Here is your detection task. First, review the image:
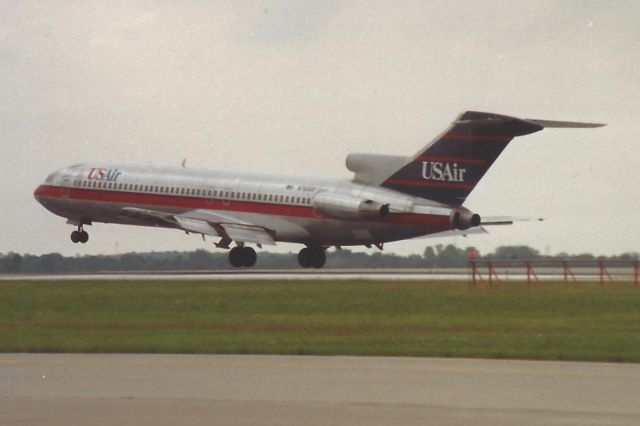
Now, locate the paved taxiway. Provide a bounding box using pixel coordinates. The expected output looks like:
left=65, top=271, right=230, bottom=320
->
left=2, top=354, right=639, bottom=425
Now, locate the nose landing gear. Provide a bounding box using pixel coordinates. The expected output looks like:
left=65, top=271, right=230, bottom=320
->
left=70, top=226, right=89, bottom=244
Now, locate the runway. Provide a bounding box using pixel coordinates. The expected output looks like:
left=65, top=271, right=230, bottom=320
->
left=2, top=354, right=639, bottom=425
left=0, top=268, right=620, bottom=281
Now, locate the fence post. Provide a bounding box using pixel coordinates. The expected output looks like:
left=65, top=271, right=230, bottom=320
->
left=468, top=251, right=478, bottom=287
left=470, top=260, right=477, bottom=287
left=599, top=259, right=604, bottom=286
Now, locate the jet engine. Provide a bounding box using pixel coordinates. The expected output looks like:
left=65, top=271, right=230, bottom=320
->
left=450, top=208, right=481, bottom=230
left=313, top=192, right=390, bottom=219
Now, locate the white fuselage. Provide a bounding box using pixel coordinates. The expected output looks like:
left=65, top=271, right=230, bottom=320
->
left=34, top=163, right=455, bottom=247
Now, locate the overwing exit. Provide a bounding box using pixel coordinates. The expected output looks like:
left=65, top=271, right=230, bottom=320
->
left=34, top=111, right=604, bottom=268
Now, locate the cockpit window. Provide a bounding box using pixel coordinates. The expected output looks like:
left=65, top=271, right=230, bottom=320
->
left=45, top=172, right=56, bottom=183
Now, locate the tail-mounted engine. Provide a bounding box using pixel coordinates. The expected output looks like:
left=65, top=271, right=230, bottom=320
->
left=313, top=192, right=390, bottom=219
left=450, top=208, right=481, bottom=230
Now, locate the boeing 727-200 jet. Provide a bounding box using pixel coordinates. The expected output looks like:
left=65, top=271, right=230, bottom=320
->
left=34, top=111, right=603, bottom=268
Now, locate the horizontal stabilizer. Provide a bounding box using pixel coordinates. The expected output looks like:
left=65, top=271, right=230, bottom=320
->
left=481, top=216, right=544, bottom=226
left=524, top=119, right=605, bottom=128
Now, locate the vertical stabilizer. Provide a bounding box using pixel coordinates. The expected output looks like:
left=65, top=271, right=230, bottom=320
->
left=381, top=111, right=603, bottom=206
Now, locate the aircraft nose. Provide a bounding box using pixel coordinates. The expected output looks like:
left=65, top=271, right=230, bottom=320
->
left=34, top=184, right=45, bottom=202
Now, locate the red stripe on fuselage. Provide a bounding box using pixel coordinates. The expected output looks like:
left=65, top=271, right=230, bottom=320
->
left=34, top=185, right=451, bottom=227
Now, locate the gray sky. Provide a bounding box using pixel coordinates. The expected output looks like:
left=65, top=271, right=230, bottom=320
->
left=2, top=0, right=639, bottom=257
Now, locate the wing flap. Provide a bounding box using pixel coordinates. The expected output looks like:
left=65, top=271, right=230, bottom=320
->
left=220, top=223, right=276, bottom=245
left=120, top=207, right=275, bottom=245
left=120, top=207, right=175, bottom=226
left=174, top=216, right=221, bottom=238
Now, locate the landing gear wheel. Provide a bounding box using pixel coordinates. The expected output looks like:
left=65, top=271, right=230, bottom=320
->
left=70, top=225, right=89, bottom=244
left=242, top=247, right=257, bottom=267
left=298, top=247, right=326, bottom=269
left=228, top=246, right=258, bottom=268
left=229, top=246, right=244, bottom=267
left=310, top=248, right=326, bottom=269
left=298, top=247, right=312, bottom=268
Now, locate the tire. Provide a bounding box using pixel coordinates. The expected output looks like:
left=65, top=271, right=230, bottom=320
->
left=228, top=247, right=244, bottom=267
left=70, top=231, right=80, bottom=243
left=297, top=247, right=312, bottom=268
left=309, top=248, right=326, bottom=269
left=79, top=231, right=89, bottom=244
left=242, top=247, right=257, bottom=267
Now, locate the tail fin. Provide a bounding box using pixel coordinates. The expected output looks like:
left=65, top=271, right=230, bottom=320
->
left=381, top=111, right=603, bottom=206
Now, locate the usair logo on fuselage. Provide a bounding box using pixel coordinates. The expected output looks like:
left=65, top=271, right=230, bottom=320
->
left=421, top=161, right=466, bottom=182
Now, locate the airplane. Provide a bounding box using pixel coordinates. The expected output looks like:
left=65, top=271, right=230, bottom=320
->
left=34, top=111, right=603, bottom=268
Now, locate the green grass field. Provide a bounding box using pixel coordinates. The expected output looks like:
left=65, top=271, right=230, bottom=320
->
left=1, top=279, right=640, bottom=362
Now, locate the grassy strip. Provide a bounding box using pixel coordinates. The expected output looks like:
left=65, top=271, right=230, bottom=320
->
left=1, top=279, right=639, bottom=362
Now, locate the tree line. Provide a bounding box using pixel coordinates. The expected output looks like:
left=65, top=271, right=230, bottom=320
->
left=0, top=245, right=637, bottom=274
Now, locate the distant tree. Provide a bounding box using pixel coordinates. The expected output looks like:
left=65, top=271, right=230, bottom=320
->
left=118, top=253, right=149, bottom=271
left=2, top=253, right=23, bottom=273
left=189, top=249, right=214, bottom=269
left=423, top=246, right=437, bottom=267
left=434, top=244, right=469, bottom=267
left=491, top=245, right=540, bottom=260
left=37, top=253, right=65, bottom=273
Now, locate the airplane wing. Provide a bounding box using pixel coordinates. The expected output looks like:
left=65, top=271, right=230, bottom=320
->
left=119, top=207, right=276, bottom=246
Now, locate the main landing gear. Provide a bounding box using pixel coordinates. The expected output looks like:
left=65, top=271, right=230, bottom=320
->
left=297, top=247, right=326, bottom=269
left=70, top=226, right=89, bottom=244
left=228, top=246, right=257, bottom=268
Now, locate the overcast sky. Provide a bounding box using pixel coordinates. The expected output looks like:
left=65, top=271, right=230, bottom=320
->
left=1, top=0, right=638, bottom=257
